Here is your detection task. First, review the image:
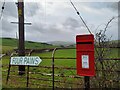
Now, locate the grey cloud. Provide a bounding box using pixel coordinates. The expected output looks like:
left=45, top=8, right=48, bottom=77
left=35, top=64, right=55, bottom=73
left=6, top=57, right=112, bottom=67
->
left=28, top=22, right=46, bottom=34
left=86, top=2, right=118, bottom=11
left=25, top=24, right=42, bottom=35
left=3, top=2, right=42, bottom=18
left=27, top=23, right=62, bottom=35
left=47, top=2, right=54, bottom=5
left=25, top=18, right=76, bottom=42
left=25, top=2, right=42, bottom=17
left=85, top=2, right=108, bottom=9
left=48, top=24, right=65, bottom=34
left=107, top=2, right=118, bottom=11
left=2, top=18, right=17, bottom=32
left=4, top=2, right=17, bottom=18
left=25, top=22, right=74, bottom=42
left=26, top=17, right=83, bottom=40
left=62, top=17, right=82, bottom=30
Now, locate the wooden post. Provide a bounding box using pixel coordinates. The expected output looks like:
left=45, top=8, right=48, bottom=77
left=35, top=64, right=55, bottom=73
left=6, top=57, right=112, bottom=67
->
left=84, top=76, right=90, bottom=90
left=18, top=0, right=25, bottom=75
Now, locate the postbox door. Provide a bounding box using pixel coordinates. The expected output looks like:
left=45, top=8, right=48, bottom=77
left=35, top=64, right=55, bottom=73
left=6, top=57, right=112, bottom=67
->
left=77, top=51, right=95, bottom=76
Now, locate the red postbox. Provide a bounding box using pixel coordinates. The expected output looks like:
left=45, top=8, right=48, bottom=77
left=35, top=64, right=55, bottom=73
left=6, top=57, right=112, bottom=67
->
left=76, top=34, right=95, bottom=76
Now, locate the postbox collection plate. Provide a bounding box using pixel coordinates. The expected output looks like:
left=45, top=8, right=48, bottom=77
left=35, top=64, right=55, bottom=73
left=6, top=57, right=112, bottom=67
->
left=81, top=55, right=89, bottom=69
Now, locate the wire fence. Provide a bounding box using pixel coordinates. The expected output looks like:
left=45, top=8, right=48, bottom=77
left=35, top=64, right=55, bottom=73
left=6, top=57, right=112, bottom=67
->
left=2, top=47, right=120, bottom=89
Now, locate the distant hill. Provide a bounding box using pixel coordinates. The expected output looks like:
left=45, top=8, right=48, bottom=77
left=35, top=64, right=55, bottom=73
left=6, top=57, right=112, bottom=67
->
left=0, top=38, right=56, bottom=49
left=47, top=41, right=75, bottom=47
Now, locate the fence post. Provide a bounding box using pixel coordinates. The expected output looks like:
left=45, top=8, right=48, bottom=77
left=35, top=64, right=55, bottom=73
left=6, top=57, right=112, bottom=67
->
left=84, top=76, right=90, bottom=90
left=52, top=48, right=57, bottom=90
left=6, top=64, right=11, bottom=84
left=6, top=53, right=14, bottom=84
left=27, top=65, right=29, bottom=88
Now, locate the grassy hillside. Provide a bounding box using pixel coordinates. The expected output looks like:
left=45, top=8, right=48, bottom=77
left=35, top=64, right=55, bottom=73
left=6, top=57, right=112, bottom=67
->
left=47, top=41, right=75, bottom=46
left=0, top=38, right=57, bottom=53
left=1, top=38, right=57, bottom=48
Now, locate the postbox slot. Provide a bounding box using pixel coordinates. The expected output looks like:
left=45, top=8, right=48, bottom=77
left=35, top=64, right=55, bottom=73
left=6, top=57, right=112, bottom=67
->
left=77, top=42, right=92, bottom=44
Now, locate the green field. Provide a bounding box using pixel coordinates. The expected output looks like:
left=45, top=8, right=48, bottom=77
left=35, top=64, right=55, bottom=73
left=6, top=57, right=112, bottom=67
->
left=1, top=38, right=120, bottom=88
left=2, top=48, right=120, bottom=88
left=2, top=49, right=78, bottom=88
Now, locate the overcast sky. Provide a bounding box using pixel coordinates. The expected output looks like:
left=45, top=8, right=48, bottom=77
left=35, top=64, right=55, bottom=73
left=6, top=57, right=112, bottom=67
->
left=0, top=0, right=119, bottom=42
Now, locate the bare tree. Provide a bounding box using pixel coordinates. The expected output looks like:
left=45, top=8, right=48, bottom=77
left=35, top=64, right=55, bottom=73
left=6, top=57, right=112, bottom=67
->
left=92, top=16, right=119, bottom=88
left=95, top=17, right=115, bottom=62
